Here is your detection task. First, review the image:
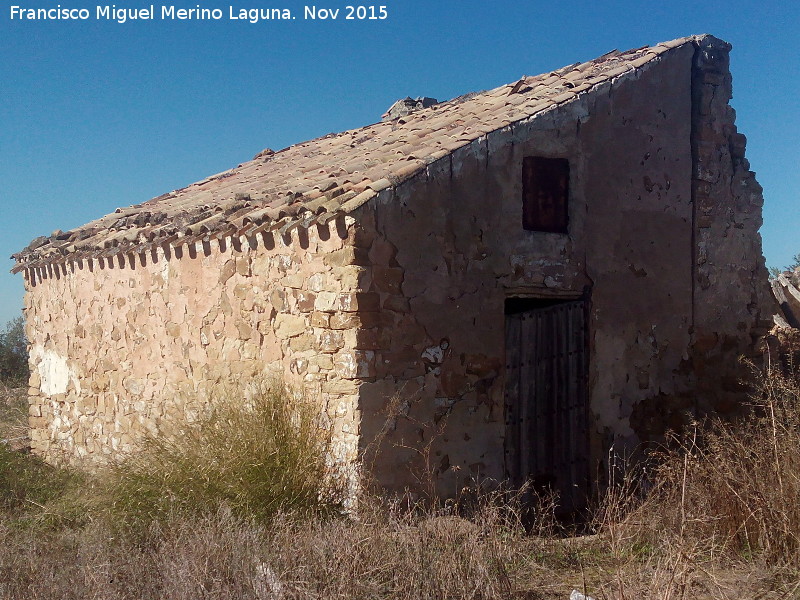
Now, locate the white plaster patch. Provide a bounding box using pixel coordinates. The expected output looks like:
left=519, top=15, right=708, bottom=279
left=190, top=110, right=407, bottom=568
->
left=421, top=340, right=449, bottom=376
left=32, top=346, right=81, bottom=396
left=421, top=339, right=449, bottom=363
left=421, top=344, right=444, bottom=364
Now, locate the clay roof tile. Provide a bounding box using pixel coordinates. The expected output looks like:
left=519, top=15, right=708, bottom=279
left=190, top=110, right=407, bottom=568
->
left=12, top=34, right=707, bottom=273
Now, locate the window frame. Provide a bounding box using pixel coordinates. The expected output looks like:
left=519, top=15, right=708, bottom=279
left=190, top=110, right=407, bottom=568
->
left=522, top=156, right=570, bottom=234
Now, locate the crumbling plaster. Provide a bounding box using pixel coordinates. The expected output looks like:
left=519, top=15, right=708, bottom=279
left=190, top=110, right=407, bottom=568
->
left=356, top=40, right=768, bottom=496
left=688, top=36, right=774, bottom=410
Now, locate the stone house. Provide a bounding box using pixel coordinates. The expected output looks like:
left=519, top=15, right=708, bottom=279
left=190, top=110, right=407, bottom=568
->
left=12, top=34, right=772, bottom=506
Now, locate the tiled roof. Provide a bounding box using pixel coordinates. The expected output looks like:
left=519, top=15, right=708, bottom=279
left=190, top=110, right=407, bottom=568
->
left=11, top=35, right=708, bottom=274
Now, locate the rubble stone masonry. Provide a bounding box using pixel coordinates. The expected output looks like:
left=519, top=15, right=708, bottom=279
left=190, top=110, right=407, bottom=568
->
left=24, top=218, right=368, bottom=467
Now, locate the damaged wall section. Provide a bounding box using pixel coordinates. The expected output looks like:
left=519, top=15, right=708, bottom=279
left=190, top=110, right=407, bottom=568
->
left=356, top=43, right=705, bottom=497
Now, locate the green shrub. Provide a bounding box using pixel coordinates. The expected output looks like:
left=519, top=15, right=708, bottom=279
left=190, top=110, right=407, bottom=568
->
left=0, top=317, right=28, bottom=384
left=0, top=443, right=81, bottom=518
left=97, top=381, right=346, bottom=528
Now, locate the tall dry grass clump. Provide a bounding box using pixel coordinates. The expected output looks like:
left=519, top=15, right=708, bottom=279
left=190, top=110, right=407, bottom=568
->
left=0, top=486, right=574, bottom=600
left=621, top=365, right=800, bottom=567
left=5, top=364, right=800, bottom=597
left=97, top=381, right=346, bottom=527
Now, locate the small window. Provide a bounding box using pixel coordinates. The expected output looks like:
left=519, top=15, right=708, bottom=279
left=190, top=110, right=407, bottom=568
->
left=522, top=156, right=569, bottom=233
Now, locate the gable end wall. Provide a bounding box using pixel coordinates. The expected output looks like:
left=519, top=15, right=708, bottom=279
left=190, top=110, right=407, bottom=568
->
left=355, top=40, right=770, bottom=497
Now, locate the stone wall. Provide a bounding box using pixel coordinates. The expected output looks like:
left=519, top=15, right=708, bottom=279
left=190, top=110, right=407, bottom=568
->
left=687, top=35, right=774, bottom=418
left=23, top=218, right=368, bottom=467
left=355, top=45, right=703, bottom=496
left=355, top=39, right=770, bottom=497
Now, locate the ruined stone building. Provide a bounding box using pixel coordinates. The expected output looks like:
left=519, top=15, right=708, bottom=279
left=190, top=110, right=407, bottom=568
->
left=12, top=35, right=773, bottom=506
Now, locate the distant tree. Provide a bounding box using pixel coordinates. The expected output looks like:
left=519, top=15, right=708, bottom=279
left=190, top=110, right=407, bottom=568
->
left=0, top=317, right=29, bottom=383
left=769, top=255, right=800, bottom=281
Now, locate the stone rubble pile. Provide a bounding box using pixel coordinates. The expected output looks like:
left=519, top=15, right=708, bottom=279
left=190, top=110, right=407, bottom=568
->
left=772, top=267, right=800, bottom=329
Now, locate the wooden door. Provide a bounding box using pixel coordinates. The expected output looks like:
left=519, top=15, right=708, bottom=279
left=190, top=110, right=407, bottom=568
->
left=505, top=300, right=589, bottom=513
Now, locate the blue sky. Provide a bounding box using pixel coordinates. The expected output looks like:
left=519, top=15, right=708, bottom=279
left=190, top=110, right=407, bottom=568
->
left=1, top=0, right=798, bottom=326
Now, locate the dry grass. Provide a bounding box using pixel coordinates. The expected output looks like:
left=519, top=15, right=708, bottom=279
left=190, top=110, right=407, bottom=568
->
left=2, top=370, right=800, bottom=599
left=0, top=491, right=581, bottom=599
left=620, top=366, right=800, bottom=564
left=591, top=363, right=800, bottom=599
left=0, top=500, right=797, bottom=600
left=94, top=381, right=346, bottom=529
left=0, top=381, right=27, bottom=448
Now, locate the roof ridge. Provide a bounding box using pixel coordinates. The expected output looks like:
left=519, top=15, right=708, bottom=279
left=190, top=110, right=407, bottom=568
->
left=12, top=35, right=709, bottom=274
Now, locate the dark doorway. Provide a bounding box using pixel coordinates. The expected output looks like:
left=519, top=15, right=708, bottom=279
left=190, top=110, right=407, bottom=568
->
left=504, top=297, right=589, bottom=514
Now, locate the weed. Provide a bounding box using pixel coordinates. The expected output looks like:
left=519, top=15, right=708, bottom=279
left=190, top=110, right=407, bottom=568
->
left=0, top=442, right=81, bottom=519
left=620, top=365, right=800, bottom=566
left=1, top=368, right=800, bottom=598
left=95, top=380, right=347, bottom=528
